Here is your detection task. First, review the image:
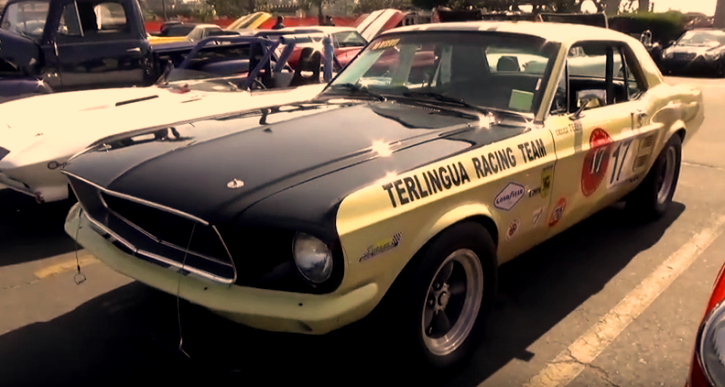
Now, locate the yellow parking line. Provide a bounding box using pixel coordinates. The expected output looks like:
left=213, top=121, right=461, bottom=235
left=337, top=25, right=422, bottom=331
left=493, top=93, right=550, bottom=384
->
left=34, top=254, right=99, bottom=279
left=522, top=213, right=725, bottom=387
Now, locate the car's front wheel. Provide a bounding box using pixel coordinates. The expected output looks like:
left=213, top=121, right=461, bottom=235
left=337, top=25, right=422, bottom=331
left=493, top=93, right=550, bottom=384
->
left=377, top=222, right=497, bottom=372
left=625, top=134, right=682, bottom=221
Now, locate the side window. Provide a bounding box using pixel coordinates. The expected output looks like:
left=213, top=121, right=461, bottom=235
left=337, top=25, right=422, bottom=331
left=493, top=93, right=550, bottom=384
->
left=58, top=1, right=83, bottom=36
left=93, top=2, right=128, bottom=32
left=66, top=1, right=127, bottom=35
left=616, top=46, right=645, bottom=99
left=568, top=42, right=627, bottom=113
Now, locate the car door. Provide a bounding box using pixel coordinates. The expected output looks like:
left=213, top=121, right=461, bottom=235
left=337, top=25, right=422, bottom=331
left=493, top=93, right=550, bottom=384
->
left=52, top=0, right=151, bottom=90
left=544, top=40, right=660, bottom=236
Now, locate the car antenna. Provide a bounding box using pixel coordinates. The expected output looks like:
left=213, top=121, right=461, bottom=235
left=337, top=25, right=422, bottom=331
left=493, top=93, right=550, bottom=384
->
left=73, top=208, right=87, bottom=285
left=176, top=224, right=196, bottom=359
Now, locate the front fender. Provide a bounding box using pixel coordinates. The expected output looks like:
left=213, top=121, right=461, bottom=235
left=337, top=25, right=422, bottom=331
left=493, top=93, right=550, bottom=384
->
left=0, top=78, right=53, bottom=103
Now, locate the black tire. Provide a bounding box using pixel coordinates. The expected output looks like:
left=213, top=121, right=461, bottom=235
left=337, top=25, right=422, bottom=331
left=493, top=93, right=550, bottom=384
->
left=373, top=222, right=497, bottom=373
left=625, top=134, right=682, bottom=221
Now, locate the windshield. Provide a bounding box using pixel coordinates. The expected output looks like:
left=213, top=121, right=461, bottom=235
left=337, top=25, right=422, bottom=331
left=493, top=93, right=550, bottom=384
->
left=333, top=31, right=367, bottom=47
left=328, top=32, right=559, bottom=115
left=0, top=0, right=49, bottom=39
left=160, top=25, right=196, bottom=37
left=676, top=30, right=725, bottom=46
left=160, top=42, right=291, bottom=92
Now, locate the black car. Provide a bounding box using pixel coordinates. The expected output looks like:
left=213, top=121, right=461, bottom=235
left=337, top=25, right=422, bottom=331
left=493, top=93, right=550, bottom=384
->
left=659, top=28, right=725, bottom=77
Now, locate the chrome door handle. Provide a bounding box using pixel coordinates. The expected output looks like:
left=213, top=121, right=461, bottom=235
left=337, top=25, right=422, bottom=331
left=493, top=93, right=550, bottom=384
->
left=126, top=47, right=141, bottom=52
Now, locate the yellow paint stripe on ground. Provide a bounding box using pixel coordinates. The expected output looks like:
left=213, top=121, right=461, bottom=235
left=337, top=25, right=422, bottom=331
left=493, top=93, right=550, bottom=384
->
left=522, top=213, right=725, bottom=387
left=34, top=254, right=99, bottom=279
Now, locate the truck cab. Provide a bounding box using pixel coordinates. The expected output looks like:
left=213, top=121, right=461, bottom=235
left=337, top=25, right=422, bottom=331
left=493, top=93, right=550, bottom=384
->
left=0, top=0, right=156, bottom=95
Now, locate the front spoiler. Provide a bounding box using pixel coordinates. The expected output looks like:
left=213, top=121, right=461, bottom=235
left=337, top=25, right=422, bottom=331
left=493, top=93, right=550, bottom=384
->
left=65, top=204, right=379, bottom=335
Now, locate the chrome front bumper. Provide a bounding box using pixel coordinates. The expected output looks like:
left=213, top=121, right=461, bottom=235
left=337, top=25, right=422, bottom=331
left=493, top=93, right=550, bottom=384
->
left=65, top=204, right=380, bottom=335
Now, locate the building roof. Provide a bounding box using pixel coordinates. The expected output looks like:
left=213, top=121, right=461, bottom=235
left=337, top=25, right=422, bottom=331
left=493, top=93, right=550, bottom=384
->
left=383, top=21, right=640, bottom=45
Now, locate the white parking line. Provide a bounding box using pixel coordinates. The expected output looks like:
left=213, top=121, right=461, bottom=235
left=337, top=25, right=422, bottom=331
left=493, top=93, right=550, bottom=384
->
left=522, top=213, right=725, bottom=387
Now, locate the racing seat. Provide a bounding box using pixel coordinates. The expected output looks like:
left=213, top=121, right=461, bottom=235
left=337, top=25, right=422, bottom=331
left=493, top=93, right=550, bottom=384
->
left=497, top=56, right=520, bottom=72
left=289, top=48, right=322, bottom=87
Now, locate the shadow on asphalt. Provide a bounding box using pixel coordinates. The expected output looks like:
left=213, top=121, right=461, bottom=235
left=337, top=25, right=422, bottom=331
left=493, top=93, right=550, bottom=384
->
left=0, top=202, right=685, bottom=387
left=0, top=190, right=78, bottom=267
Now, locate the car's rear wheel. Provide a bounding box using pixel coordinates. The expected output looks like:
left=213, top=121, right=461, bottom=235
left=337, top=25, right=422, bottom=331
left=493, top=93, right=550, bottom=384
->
left=625, top=134, right=682, bottom=221
left=375, top=222, right=497, bottom=372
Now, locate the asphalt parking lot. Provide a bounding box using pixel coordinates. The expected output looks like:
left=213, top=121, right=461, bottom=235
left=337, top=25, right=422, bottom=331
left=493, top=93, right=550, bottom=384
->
left=1, top=75, right=724, bottom=387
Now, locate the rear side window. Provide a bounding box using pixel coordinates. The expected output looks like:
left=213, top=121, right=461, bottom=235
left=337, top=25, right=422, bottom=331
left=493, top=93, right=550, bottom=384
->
left=64, top=0, right=128, bottom=35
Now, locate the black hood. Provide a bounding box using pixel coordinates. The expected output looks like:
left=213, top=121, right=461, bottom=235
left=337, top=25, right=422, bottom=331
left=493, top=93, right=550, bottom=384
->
left=0, top=29, right=41, bottom=75
left=64, top=100, right=487, bottom=224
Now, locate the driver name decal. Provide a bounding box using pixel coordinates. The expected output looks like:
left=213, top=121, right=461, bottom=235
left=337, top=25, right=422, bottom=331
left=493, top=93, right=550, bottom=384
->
left=370, top=38, right=400, bottom=51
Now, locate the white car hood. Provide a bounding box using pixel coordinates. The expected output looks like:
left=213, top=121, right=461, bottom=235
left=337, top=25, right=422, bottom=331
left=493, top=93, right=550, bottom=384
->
left=0, top=83, right=326, bottom=169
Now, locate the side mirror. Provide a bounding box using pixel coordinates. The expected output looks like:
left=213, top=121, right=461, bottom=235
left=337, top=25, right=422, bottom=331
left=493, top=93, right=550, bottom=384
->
left=571, top=89, right=606, bottom=120
left=668, top=40, right=676, bottom=47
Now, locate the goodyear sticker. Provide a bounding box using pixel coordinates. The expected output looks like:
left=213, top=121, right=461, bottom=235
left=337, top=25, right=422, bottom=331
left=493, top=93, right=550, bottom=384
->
left=359, top=233, right=402, bottom=262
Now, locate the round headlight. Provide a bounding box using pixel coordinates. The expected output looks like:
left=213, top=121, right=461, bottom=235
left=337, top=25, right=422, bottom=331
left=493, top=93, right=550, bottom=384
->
left=700, top=302, right=725, bottom=386
left=292, top=233, right=333, bottom=285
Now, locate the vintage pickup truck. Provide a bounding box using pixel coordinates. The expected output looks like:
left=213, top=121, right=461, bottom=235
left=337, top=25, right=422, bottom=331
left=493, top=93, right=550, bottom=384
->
left=0, top=0, right=233, bottom=101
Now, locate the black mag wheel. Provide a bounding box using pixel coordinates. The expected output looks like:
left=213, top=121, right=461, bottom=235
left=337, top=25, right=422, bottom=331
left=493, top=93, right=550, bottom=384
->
left=373, top=222, right=497, bottom=372
left=625, top=134, right=682, bottom=221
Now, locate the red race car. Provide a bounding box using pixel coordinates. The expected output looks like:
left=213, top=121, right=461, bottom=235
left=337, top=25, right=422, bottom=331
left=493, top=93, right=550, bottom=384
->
left=686, top=261, right=725, bottom=387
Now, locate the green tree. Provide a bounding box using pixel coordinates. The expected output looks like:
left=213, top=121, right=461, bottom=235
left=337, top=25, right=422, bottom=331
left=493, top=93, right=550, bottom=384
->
left=298, top=0, right=336, bottom=24
left=204, top=0, right=254, bottom=18
left=354, top=0, right=412, bottom=13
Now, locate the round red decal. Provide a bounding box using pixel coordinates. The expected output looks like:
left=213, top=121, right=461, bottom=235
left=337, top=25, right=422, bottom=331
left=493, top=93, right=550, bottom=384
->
left=549, top=197, right=567, bottom=227
left=581, top=128, right=614, bottom=196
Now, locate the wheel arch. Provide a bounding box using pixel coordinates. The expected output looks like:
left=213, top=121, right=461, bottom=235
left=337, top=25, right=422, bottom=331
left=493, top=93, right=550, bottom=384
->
left=371, top=204, right=500, bottom=319
left=392, top=204, right=500, bottom=290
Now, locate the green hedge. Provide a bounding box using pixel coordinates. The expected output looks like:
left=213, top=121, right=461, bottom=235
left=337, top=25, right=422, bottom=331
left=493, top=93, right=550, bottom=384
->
left=609, top=11, right=686, bottom=45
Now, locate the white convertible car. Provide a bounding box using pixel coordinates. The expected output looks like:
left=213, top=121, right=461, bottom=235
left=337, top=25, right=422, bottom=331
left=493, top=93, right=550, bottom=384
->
left=0, top=33, right=332, bottom=204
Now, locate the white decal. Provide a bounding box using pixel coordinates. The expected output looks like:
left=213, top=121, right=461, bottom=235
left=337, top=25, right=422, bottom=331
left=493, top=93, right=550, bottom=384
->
left=607, top=134, right=655, bottom=189
left=505, top=217, right=521, bottom=241
left=494, top=182, right=525, bottom=211
left=532, top=206, right=544, bottom=226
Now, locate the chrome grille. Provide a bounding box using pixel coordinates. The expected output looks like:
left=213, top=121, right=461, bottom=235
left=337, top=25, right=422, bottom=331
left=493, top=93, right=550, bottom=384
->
left=67, top=175, right=236, bottom=284
left=673, top=52, right=696, bottom=60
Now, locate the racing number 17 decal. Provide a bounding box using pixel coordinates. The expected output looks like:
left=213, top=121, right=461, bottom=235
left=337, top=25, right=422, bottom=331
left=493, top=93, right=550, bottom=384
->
left=607, top=138, right=635, bottom=188
left=581, top=129, right=613, bottom=197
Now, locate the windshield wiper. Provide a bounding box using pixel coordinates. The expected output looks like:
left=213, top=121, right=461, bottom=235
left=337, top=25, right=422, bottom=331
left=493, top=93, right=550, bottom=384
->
left=401, top=91, right=530, bottom=120
left=326, top=83, right=386, bottom=101
left=402, top=91, right=483, bottom=111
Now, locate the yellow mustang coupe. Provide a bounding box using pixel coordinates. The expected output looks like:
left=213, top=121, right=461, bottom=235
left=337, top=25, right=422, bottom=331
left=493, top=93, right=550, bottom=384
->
left=62, top=21, right=704, bottom=370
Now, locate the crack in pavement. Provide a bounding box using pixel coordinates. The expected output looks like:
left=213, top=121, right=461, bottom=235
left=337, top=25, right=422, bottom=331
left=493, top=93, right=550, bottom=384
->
left=1, top=278, right=42, bottom=291
left=554, top=349, right=622, bottom=387
left=682, top=161, right=725, bottom=171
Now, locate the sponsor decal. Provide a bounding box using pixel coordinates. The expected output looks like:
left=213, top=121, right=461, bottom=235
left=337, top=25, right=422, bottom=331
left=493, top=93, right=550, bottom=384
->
left=494, top=182, right=525, bottom=211
left=540, top=166, right=553, bottom=198
left=554, top=120, right=583, bottom=137
left=548, top=197, right=567, bottom=227
left=359, top=232, right=402, bottom=262
left=382, top=138, right=548, bottom=208
left=505, top=217, right=522, bottom=241
left=532, top=206, right=544, bottom=226
left=370, top=38, right=400, bottom=50
left=382, top=161, right=471, bottom=208
left=581, top=128, right=614, bottom=196
left=529, top=166, right=554, bottom=198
